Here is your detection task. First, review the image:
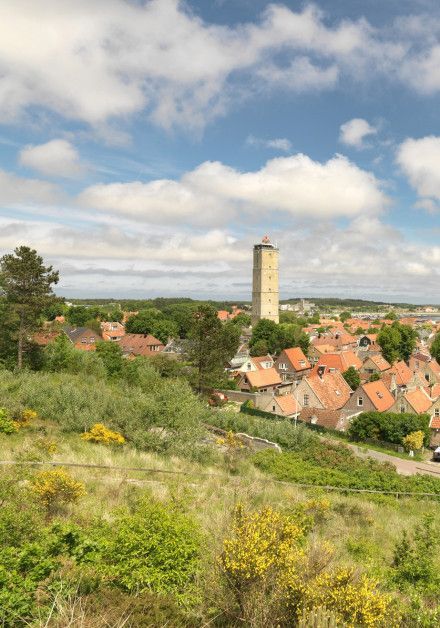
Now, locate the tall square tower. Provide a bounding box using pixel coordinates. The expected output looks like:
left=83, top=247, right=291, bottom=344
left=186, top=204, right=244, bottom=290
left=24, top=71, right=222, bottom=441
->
left=251, top=236, right=279, bottom=325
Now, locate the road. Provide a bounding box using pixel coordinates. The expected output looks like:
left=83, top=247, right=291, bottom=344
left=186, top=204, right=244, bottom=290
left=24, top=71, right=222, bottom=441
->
left=346, top=442, right=440, bottom=477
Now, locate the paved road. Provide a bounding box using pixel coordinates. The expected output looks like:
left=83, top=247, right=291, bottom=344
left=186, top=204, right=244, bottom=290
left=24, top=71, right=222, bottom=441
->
left=346, top=442, right=440, bottom=477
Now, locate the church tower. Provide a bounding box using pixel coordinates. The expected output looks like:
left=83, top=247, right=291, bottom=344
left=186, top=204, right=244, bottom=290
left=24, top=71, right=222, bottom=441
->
left=251, top=236, right=279, bottom=325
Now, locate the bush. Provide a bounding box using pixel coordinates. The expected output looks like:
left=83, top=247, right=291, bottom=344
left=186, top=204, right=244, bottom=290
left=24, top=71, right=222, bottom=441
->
left=0, top=407, right=18, bottom=434
left=31, top=468, right=86, bottom=512
left=81, top=423, right=125, bottom=445
left=99, top=497, right=200, bottom=600
left=402, top=431, right=424, bottom=452
left=348, top=412, right=430, bottom=447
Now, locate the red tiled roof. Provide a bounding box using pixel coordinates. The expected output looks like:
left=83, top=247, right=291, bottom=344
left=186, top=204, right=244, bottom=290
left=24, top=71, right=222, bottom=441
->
left=300, top=407, right=343, bottom=430
left=306, top=371, right=352, bottom=410
left=281, top=347, right=311, bottom=371
left=217, top=310, right=229, bottom=321
left=33, top=330, right=60, bottom=346
left=252, top=355, right=274, bottom=369
left=430, top=416, right=440, bottom=429
left=404, top=389, right=433, bottom=414
left=362, top=380, right=395, bottom=412
left=431, top=384, right=440, bottom=400
left=316, top=351, right=362, bottom=373
left=367, top=354, right=391, bottom=371
left=246, top=367, right=282, bottom=389
left=389, top=360, right=413, bottom=386
left=276, top=394, right=301, bottom=415
left=119, top=333, right=164, bottom=356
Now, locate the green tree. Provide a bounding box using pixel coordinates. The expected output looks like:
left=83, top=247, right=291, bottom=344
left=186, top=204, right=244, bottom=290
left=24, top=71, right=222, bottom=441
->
left=431, top=332, right=440, bottom=363
left=369, top=372, right=381, bottom=382
left=66, top=306, right=90, bottom=327
left=277, top=323, right=310, bottom=354
left=231, top=312, right=252, bottom=328
left=188, top=305, right=240, bottom=392
left=249, top=339, right=269, bottom=357
left=96, top=341, right=124, bottom=377
left=385, top=310, right=398, bottom=320
left=250, top=319, right=279, bottom=354
left=343, top=366, right=360, bottom=391
left=377, top=322, right=417, bottom=364
left=0, top=247, right=59, bottom=368
left=44, top=333, right=74, bottom=372
left=339, top=311, right=352, bottom=323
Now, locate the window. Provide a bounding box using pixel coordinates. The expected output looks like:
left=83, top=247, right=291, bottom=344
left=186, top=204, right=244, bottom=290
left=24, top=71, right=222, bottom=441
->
left=299, top=360, right=305, bottom=367
left=435, top=408, right=440, bottom=417
left=400, top=405, right=405, bottom=413
left=303, top=394, right=309, bottom=407
left=90, top=337, right=95, bottom=343
left=272, top=405, right=276, bottom=412
left=357, top=396, right=363, bottom=407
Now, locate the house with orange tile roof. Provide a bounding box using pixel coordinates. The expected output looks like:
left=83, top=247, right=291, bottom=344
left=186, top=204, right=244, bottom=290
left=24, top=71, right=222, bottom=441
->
left=64, top=327, right=98, bottom=351
left=101, top=321, right=125, bottom=342
left=274, top=347, right=311, bottom=382
left=308, top=343, right=335, bottom=364
left=238, top=354, right=274, bottom=373
left=358, top=334, right=380, bottom=352
left=314, top=351, right=362, bottom=375
left=360, top=354, right=391, bottom=379
left=390, top=388, right=433, bottom=415
left=409, top=353, right=440, bottom=385
left=343, top=380, right=395, bottom=417
left=429, top=398, right=440, bottom=446
left=258, top=393, right=301, bottom=418
left=300, top=407, right=349, bottom=431
left=293, top=367, right=352, bottom=412
left=236, top=367, right=282, bottom=393
left=119, top=333, right=164, bottom=358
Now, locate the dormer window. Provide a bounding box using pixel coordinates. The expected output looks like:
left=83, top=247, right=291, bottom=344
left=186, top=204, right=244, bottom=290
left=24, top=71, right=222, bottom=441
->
left=357, top=396, right=363, bottom=406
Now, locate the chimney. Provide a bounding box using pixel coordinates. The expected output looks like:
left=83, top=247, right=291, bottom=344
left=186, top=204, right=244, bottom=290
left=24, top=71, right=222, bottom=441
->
left=317, top=365, right=326, bottom=379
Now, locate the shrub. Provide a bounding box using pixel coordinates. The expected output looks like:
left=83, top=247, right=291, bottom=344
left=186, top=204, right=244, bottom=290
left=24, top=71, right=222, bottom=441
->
left=402, top=431, right=424, bottom=452
left=392, top=515, right=439, bottom=591
left=31, top=468, right=86, bottom=512
left=81, top=423, right=125, bottom=445
left=100, top=497, right=200, bottom=599
left=0, top=407, right=18, bottom=434
left=348, top=412, right=430, bottom=446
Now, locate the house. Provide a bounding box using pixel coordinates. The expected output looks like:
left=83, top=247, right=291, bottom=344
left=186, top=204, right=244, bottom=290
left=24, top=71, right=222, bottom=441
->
left=409, top=353, right=440, bottom=385
left=258, top=393, right=301, bottom=418
left=314, top=351, right=362, bottom=374
left=119, top=333, right=164, bottom=358
left=274, top=347, right=311, bottom=382
left=343, top=380, right=395, bottom=417
left=428, top=398, right=440, bottom=447
left=358, top=334, right=379, bottom=351
left=300, top=407, right=348, bottom=431
left=308, top=343, right=335, bottom=364
left=64, top=327, right=98, bottom=351
left=33, top=330, right=61, bottom=346
left=293, top=367, right=352, bottom=411
left=390, top=388, right=433, bottom=415
left=101, top=321, right=125, bottom=342
left=236, top=367, right=282, bottom=393
left=238, top=354, right=274, bottom=373
left=217, top=306, right=244, bottom=321
left=360, top=354, right=391, bottom=379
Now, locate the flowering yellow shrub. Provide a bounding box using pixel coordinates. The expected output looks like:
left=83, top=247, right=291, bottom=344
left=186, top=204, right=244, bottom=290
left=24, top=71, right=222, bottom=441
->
left=301, top=568, right=395, bottom=627
left=81, top=423, right=125, bottom=445
left=221, top=505, right=305, bottom=585
left=19, top=409, right=38, bottom=426
left=402, top=430, right=424, bottom=452
left=35, top=437, right=58, bottom=455
left=216, top=431, right=244, bottom=450
left=31, top=468, right=86, bottom=511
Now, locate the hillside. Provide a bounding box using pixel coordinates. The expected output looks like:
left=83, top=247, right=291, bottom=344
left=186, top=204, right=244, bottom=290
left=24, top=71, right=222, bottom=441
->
left=1, top=367, right=440, bottom=627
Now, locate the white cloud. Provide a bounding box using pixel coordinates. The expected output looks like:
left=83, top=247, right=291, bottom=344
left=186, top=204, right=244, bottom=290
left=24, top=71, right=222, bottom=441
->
left=0, top=1, right=438, bottom=132
left=0, top=169, right=59, bottom=205
left=396, top=136, right=440, bottom=205
left=339, top=118, right=377, bottom=149
left=19, top=139, right=86, bottom=178
left=78, top=153, right=388, bottom=226
left=246, top=135, right=292, bottom=152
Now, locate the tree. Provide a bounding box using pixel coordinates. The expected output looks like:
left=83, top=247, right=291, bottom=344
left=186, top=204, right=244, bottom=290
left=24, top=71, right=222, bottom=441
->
left=125, top=309, right=178, bottom=343
left=249, top=319, right=279, bottom=354
left=231, top=312, right=252, bottom=328
left=0, top=247, right=59, bottom=368
left=250, top=319, right=309, bottom=356
left=431, top=332, right=440, bottom=363
left=188, top=305, right=240, bottom=392
left=343, top=366, right=360, bottom=391
left=377, top=322, right=417, bottom=364
left=66, top=306, right=90, bottom=327
left=96, top=341, right=124, bottom=377
left=339, top=311, right=352, bottom=323
left=385, top=310, right=398, bottom=320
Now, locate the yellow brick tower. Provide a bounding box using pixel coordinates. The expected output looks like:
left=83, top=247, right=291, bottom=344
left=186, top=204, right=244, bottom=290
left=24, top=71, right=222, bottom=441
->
left=251, top=236, right=279, bottom=325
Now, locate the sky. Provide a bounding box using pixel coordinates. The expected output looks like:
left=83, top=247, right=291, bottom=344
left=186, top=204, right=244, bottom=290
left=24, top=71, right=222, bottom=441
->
left=0, top=0, right=440, bottom=304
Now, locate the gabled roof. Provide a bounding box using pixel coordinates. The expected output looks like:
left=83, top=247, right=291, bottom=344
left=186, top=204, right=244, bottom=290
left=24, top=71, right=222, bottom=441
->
left=431, top=384, right=440, bottom=400
left=119, top=333, right=164, bottom=356
left=280, top=347, right=311, bottom=371
left=306, top=371, right=352, bottom=410
left=252, top=355, right=274, bottom=369
left=361, top=380, right=395, bottom=412
left=429, top=359, right=440, bottom=376
left=365, top=354, right=391, bottom=372
left=300, top=407, right=343, bottom=430
left=316, top=351, right=362, bottom=373
left=313, top=344, right=335, bottom=355
left=388, top=360, right=413, bottom=386
left=404, top=388, right=432, bottom=414
left=246, top=367, right=281, bottom=389
left=276, top=394, right=301, bottom=416
left=64, top=327, right=97, bottom=343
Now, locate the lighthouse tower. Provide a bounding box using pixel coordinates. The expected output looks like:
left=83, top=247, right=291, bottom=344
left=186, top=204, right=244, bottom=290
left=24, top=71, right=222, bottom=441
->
left=251, top=236, right=279, bottom=325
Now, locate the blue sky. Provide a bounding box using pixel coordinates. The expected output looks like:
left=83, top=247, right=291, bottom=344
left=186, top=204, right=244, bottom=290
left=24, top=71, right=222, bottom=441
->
left=0, top=0, right=439, bottom=303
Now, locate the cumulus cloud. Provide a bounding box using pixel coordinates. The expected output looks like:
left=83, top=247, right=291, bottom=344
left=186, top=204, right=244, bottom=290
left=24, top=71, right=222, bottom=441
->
left=246, top=135, right=292, bottom=152
left=396, top=136, right=440, bottom=205
left=339, top=118, right=377, bottom=149
left=0, top=0, right=438, bottom=132
left=78, top=153, right=388, bottom=226
left=19, top=139, right=86, bottom=178
left=0, top=169, right=59, bottom=205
